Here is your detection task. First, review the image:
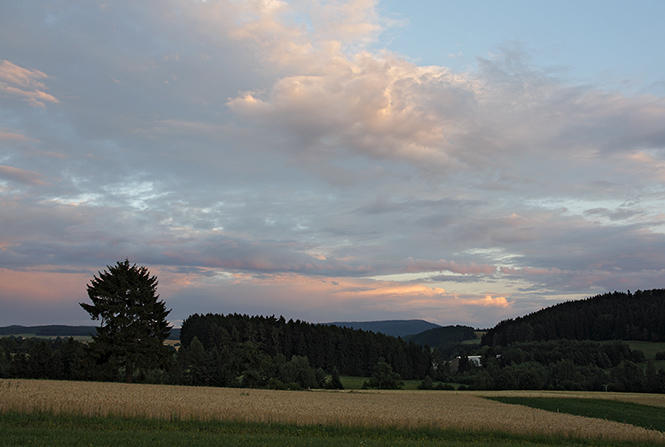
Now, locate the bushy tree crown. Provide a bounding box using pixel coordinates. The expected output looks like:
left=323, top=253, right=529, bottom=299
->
left=80, top=259, right=171, bottom=383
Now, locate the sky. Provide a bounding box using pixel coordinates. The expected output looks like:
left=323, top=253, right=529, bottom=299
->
left=2, top=1, right=665, bottom=329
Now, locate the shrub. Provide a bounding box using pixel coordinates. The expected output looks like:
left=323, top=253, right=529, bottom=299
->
left=363, top=360, right=403, bottom=390
left=417, top=375, right=433, bottom=390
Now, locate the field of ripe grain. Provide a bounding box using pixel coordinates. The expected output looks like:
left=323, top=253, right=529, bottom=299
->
left=2, top=379, right=664, bottom=443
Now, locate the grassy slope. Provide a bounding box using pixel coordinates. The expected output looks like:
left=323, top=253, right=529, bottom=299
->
left=625, top=341, right=665, bottom=369
left=625, top=341, right=665, bottom=359
left=487, top=397, right=665, bottom=433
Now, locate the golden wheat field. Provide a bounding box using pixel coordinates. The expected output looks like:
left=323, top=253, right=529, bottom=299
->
left=2, top=379, right=665, bottom=443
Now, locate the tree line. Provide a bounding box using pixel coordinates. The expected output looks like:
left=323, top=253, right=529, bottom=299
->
left=4, top=330, right=664, bottom=393
left=179, top=313, right=434, bottom=380
left=451, top=340, right=665, bottom=393
left=482, top=290, right=665, bottom=346
left=0, top=333, right=389, bottom=390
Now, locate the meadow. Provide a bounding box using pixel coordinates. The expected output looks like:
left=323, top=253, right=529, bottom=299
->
left=625, top=340, right=665, bottom=369
left=2, top=379, right=665, bottom=446
left=487, top=396, right=665, bottom=432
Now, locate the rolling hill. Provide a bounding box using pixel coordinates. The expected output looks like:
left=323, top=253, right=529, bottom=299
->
left=482, top=289, right=665, bottom=346
left=325, top=319, right=440, bottom=337
left=0, top=325, right=181, bottom=340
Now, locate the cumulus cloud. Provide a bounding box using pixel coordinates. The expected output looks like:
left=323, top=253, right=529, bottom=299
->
left=227, top=51, right=477, bottom=172
left=227, top=27, right=665, bottom=181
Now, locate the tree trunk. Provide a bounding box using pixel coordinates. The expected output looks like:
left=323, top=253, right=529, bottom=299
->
left=125, top=363, right=133, bottom=383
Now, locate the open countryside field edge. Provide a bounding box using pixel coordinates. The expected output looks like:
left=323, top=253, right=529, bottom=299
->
left=2, top=379, right=665, bottom=444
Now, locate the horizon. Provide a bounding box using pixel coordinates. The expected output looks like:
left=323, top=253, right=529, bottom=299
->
left=0, top=317, right=485, bottom=332
left=2, top=1, right=665, bottom=329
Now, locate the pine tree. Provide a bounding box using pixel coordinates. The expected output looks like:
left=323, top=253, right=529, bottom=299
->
left=80, top=259, right=171, bottom=383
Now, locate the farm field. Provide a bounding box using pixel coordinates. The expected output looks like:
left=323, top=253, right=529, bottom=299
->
left=487, top=396, right=665, bottom=433
left=624, top=340, right=665, bottom=358
left=2, top=379, right=665, bottom=446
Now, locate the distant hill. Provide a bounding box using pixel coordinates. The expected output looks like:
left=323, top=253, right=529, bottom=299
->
left=0, top=325, right=96, bottom=337
left=482, top=289, right=665, bottom=347
left=0, top=325, right=181, bottom=340
left=326, top=319, right=440, bottom=337
left=405, top=325, right=478, bottom=348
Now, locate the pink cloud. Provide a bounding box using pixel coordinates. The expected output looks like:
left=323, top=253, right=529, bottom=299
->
left=0, top=164, right=47, bottom=186
left=0, top=60, right=58, bottom=107
left=405, top=257, right=496, bottom=275
left=157, top=268, right=516, bottom=325
left=0, top=268, right=88, bottom=305
left=0, top=264, right=517, bottom=327
left=0, top=129, right=38, bottom=142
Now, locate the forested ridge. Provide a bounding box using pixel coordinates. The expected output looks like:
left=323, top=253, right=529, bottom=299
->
left=482, top=289, right=665, bottom=347
left=405, top=325, right=477, bottom=357
left=180, top=313, right=434, bottom=380
left=0, top=325, right=181, bottom=340
left=0, top=325, right=96, bottom=337
left=326, top=320, right=440, bottom=337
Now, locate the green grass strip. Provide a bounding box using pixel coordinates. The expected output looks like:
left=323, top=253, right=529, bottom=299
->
left=0, top=411, right=661, bottom=447
left=487, top=397, right=665, bottom=433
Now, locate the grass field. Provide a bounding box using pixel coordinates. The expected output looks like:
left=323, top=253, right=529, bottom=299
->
left=487, top=396, right=665, bottom=432
left=2, top=379, right=665, bottom=446
left=4, top=411, right=656, bottom=447
left=624, top=340, right=665, bottom=358
left=625, top=340, right=665, bottom=369
left=340, top=375, right=436, bottom=390
left=339, top=375, right=368, bottom=389
left=340, top=375, right=456, bottom=391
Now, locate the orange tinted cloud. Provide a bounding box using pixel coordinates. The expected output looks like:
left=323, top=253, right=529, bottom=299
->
left=0, top=60, right=58, bottom=107
left=163, top=270, right=513, bottom=321
left=0, top=129, right=38, bottom=142
left=0, top=165, right=47, bottom=186
left=465, top=294, right=512, bottom=308
left=0, top=268, right=88, bottom=304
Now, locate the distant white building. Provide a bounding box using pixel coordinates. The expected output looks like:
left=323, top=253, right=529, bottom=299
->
left=447, top=355, right=486, bottom=372
left=468, top=355, right=482, bottom=367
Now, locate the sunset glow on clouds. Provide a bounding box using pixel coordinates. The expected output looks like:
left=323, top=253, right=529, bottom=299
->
left=1, top=1, right=665, bottom=328
left=0, top=60, right=59, bottom=107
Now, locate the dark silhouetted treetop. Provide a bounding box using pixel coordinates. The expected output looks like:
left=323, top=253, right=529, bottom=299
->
left=180, top=313, right=434, bottom=380
left=80, top=259, right=172, bottom=383
left=482, top=289, right=665, bottom=346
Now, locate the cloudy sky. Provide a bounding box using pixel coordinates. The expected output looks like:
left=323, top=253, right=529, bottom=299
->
left=2, top=1, right=665, bottom=329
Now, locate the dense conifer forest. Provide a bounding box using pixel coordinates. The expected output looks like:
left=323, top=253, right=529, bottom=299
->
left=179, top=313, right=434, bottom=380
left=482, top=290, right=665, bottom=346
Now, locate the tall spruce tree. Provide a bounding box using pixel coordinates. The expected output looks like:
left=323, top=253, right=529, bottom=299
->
left=80, top=260, right=171, bottom=383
